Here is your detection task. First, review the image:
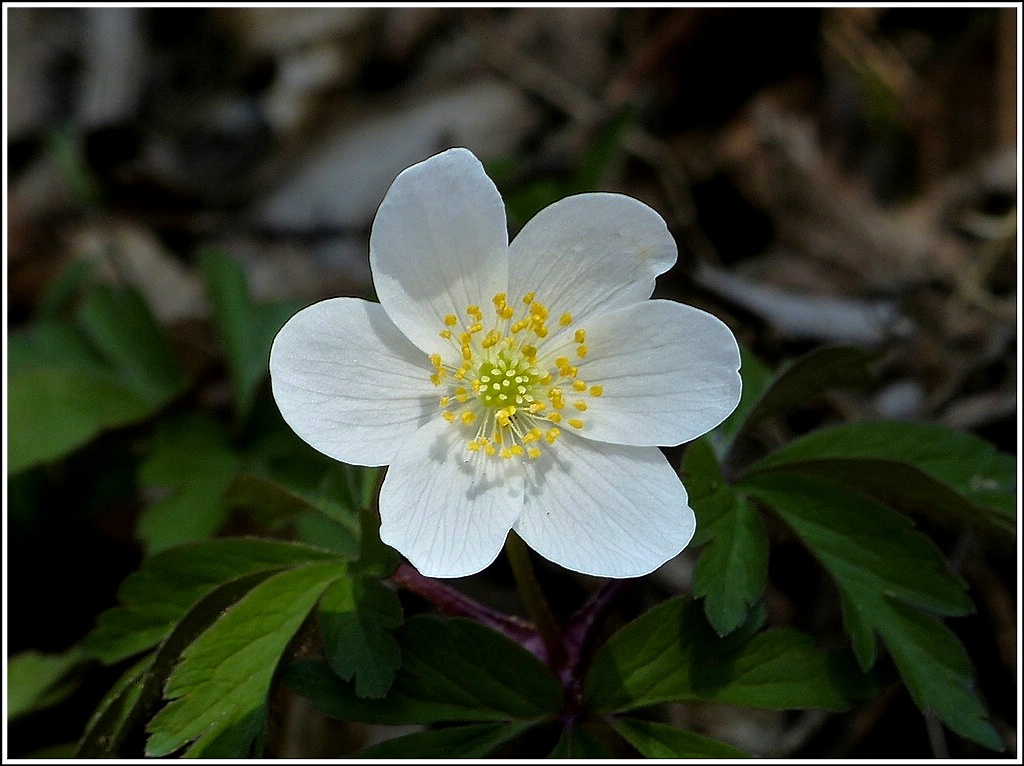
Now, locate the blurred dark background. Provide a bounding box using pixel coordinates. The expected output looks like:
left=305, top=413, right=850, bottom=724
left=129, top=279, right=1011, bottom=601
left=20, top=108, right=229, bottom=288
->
left=6, top=6, right=1018, bottom=758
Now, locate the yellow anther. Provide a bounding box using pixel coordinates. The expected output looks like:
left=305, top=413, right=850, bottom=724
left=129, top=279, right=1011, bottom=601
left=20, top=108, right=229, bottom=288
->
left=461, top=411, right=477, bottom=424
left=444, top=314, right=458, bottom=326
left=462, top=346, right=472, bottom=361
left=521, top=344, right=537, bottom=359
left=574, top=400, right=588, bottom=412
left=511, top=320, right=529, bottom=333
left=524, top=427, right=542, bottom=443
left=467, top=440, right=481, bottom=452
left=539, top=373, right=553, bottom=385
left=510, top=445, right=524, bottom=456
left=522, top=291, right=535, bottom=304
left=529, top=401, right=546, bottom=413
left=439, top=396, right=451, bottom=406
left=555, top=356, right=569, bottom=369
left=467, top=305, right=482, bottom=319
left=482, top=330, right=501, bottom=348
left=458, top=332, right=471, bottom=345
left=590, top=385, right=603, bottom=397
left=468, top=323, right=483, bottom=334
left=574, top=329, right=586, bottom=343
left=527, top=446, right=542, bottom=460
left=572, top=380, right=587, bottom=392
left=530, top=302, right=549, bottom=320
left=430, top=373, right=442, bottom=386
left=559, top=312, right=573, bottom=326
left=429, top=353, right=443, bottom=369
left=496, top=411, right=511, bottom=428
left=455, top=367, right=468, bottom=380
left=500, top=305, right=514, bottom=319
left=545, top=427, right=561, bottom=445
left=576, top=345, right=588, bottom=358
left=500, top=447, right=513, bottom=460
left=492, top=292, right=507, bottom=306
left=472, top=379, right=482, bottom=393
left=439, top=330, right=452, bottom=340
left=548, top=412, right=562, bottom=424
left=442, top=411, right=456, bottom=423
left=568, top=418, right=584, bottom=429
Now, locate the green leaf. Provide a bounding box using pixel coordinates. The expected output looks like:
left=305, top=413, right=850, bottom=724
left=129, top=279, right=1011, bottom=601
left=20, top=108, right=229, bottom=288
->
left=691, top=490, right=768, bottom=637
left=287, top=616, right=563, bottom=725
left=145, top=560, right=347, bottom=757
left=82, top=538, right=340, bottom=664
left=880, top=598, right=1003, bottom=751
left=583, top=597, right=876, bottom=714
left=319, top=577, right=403, bottom=699
left=740, top=474, right=973, bottom=617
left=730, top=346, right=876, bottom=450
left=685, top=437, right=768, bottom=636
left=610, top=716, right=750, bottom=758
left=7, top=647, right=89, bottom=720
left=743, top=473, right=1000, bottom=749
left=356, top=721, right=537, bottom=758
left=709, top=344, right=772, bottom=459
left=78, top=570, right=283, bottom=757
left=547, top=721, right=611, bottom=758
left=8, top=367, right=154, bottom=474
left=137, top=414, right=241, bottom=553
left=75, top=284, right=187, bottom=405
left=199, top=247, right=303, bottom=424
left=35, top=259, right=94, bottom=320
left=8, top=283, right=187, bottom=474
left=747, top=421, right=1016, bottom=535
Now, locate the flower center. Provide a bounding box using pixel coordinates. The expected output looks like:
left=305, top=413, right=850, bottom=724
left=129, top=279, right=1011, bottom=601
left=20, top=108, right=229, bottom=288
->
left=428, top=292, right=603, bottom=461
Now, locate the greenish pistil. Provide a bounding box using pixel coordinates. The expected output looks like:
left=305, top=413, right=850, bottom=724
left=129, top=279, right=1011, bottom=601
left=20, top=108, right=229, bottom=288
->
left=477, top=355, right=538, bottom=410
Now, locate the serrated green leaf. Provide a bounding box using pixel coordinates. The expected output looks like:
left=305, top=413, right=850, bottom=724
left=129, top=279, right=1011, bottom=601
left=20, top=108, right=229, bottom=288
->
left=146, top=560, right=346, bottom=757
left=691, top=490, right=768, bottom=636
left=137, top=414, right=241, bottom=553
left=77, top=570, right=280, bottom=757
left=287, top=615, right=563, bottom=725
left=740, top=473, right=973, bottom=617
left=584, top=597, right=876, bottom=714
left=357, top=721, right=536, bottom=758
left=319, top=577, right=402, bottom=699
left=610, top=716, right=749, bottom=758
left=748, top=421, right=1016, bottom=535
left=75, top=284, right=187, bottom=405
left=879, top=597, right=1003, bottom=751
left=82, top=538, right=340, bottom=664
left=7, top=647, right=89, bottom=720
left=199, top=247, right=303, bottom=424
left=742, top=473, right=999, bottom=749
left=683, top=439, right=769, bottom=636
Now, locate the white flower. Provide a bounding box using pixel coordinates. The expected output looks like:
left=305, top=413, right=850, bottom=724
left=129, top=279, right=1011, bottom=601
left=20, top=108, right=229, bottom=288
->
left=270, top=148, right=741, bottom=579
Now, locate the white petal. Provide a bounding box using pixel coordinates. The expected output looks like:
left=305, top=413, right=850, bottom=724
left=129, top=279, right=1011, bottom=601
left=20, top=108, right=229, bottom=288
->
left=515, top=436, right=694, bottom=578
left=270, top=298, right=436, bottom=466
left=379, top=416, right=525, bottom=578
left=565, top=299, right=741, bottom=447
left=507, top=193, right=676, bottom=324
left=370, top=148, right=509, bottom=355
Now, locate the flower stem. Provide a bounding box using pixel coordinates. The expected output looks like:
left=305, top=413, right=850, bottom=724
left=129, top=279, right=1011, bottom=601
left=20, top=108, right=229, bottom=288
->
left=504, top=531, right=566, bottom=668
left=389, top=562, right=537, bottom=647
